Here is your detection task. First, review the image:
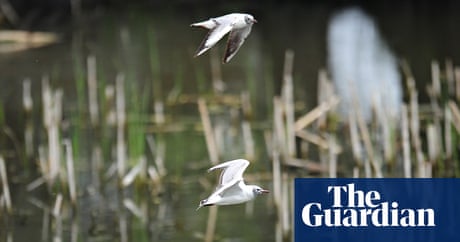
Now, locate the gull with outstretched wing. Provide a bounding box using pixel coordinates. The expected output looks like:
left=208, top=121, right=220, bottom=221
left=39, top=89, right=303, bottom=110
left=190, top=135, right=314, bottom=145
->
left=191, top=13, right=257, bottom=63
left=197, top=159, right=269, bottom=210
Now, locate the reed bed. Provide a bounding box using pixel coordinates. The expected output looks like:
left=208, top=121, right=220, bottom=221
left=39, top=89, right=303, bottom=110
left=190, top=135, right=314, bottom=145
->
left=0, top=37, right=458, bottom=242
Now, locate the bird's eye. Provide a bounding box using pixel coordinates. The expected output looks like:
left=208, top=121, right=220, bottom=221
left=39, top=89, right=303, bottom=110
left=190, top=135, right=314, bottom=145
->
left=245, top=16, right=251, bottom=23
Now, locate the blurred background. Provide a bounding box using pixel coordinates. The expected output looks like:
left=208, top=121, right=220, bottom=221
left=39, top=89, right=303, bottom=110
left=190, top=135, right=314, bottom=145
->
left=0, top=0, right=459, bottom=241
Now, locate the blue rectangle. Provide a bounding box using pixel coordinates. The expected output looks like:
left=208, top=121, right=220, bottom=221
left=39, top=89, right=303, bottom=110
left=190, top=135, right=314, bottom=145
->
left=294, top=178, right=460, bottom=242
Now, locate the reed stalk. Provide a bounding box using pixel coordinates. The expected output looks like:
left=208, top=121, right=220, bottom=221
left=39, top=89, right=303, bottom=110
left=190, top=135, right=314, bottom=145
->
left=431, top=60, right=441, bottom=97
left=198, top=98, right=219, bottom=164
left=71, top=216, right=79, bottom=242
left=23, top=78, right=33, bottom=159
left=122, top=156, right=146, bottom=187
left=64, top=140, right=77, bottom=207
left=87, top=55, right=99, bottom=126
left=401, top=105, right=411, bottom=178
left=407, top=77, right=425, bottom=177
left=273, top=97, right=286, bottom=157
left=146, top=135, right=166, bottom=177
left=444, top=107, right=452, bottom=160
left=446, top=59, right=455, bottom=96
left=328, top=135, right=337, bottom=178
left=204, top=206, right=218, bottom=242
left=282, top=50, right=296, bottom=157
left=448, top=101, right=460, bottom=132
left=455, top=67, right=460, bottom=101
left=116, top=73, right=126, bottom=178
left=0, top=156, right=12, bottom=214
left=42, top=76, right=62, bottom=184
left=241, top=92, right=255, bottom=159
left=348, top=108, right=362, bottom=166
left=281, top=173, right=290, bottom=237
left=354, top=96, right=380, bottom=177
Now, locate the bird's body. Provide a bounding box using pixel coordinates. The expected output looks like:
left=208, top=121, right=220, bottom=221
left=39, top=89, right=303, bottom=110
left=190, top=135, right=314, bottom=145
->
left=197, top=159, right=269, bottom=210
left=191, top=13, right=257, bottom=63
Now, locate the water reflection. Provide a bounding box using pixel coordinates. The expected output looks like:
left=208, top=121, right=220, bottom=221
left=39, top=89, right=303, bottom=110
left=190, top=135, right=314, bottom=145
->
left=327, top=7, right=402, bottom=122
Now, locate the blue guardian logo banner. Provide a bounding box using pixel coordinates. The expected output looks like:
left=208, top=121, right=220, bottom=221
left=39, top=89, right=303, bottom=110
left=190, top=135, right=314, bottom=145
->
left=294, top=179, right=460, bottom=242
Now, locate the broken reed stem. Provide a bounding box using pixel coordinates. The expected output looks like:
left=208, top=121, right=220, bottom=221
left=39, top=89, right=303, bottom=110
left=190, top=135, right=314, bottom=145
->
left=42, top=76, right=62, bottom=184
left=116, top=73, right=126, bottom=178
left=282, top=50, right=296, bottom=157
left=146, top=135, right=166, bottom=177
left=431, top=60, right=441, bottom=97
left=401, top=105, right=411, bottom=178
left=64, top=140, right=77, bottom=207
left=87, top=55, right=99, bottom=126
left=123, top=198, right=146, bottom=223
left=154, top=100, right=165, bottom=124
left=294, top=96, right=339, bottom=132
left=0, top=156, right=12, bottom=213
left=296, top=129, right=340, bottom=152
left=53, top=194, right=63, bottom=242
left=52, top=193, right=63, bottom=218
left=448, top=101, right=460, bottom=133
left=122, top=156, right=146, bottom=187
left=198, top=98, right=219, bottom=164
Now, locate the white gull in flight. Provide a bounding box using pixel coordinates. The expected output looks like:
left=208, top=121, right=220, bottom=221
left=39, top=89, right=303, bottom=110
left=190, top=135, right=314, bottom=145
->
left=197, top=159, right=269, bottom=210
left=191, top=13, right=257, bottom=63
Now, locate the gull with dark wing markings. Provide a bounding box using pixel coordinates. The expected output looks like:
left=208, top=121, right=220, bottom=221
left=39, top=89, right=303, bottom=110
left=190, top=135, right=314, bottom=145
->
left=190, top=13, right=257, bottom=63
left=197, top=159, right=269, bottom=210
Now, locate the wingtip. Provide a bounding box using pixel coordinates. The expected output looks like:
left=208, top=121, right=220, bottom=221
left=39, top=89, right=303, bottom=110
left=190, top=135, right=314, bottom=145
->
left=222, top=56, right=231, bottom=64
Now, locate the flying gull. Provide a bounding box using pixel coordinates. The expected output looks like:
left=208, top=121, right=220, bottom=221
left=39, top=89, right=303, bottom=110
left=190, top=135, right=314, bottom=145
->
left=197, top=159, right=269, bottom=210
left=191, top=13, right=257, bottom=63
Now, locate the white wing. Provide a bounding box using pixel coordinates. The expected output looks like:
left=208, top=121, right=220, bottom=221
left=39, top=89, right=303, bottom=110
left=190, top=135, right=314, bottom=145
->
left=208, top=159, right=250, bottom=186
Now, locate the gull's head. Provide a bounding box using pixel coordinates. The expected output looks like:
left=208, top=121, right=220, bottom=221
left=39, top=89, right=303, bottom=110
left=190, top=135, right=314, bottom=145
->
left=251, top=185, right=269, bottom=195
left=244, top=14, right=257, bottom=24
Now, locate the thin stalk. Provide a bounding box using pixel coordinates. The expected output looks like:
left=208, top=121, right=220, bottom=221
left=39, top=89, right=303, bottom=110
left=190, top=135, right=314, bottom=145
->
left=198, top=98, right=219, bottom=164
left=87, top=55, right=99, bottom=126
left=23, top=78, right=33, bottom=159
left=204, top=206, right=218, bottom=242
left=455, top=67, right=460, bottom=101
left=401, top=105, right=411, bottom=178
left=282, top=50, right=296, bottom=157
left=64, top=140, right=77, bottom=207
left=116, top=73, right=126, bottom=178
left=0, top=156, right=12, bottom=213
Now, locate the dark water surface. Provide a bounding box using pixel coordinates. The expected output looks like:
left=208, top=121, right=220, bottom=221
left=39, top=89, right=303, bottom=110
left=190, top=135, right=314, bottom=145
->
left=0, top=2, right=459, bottom=241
